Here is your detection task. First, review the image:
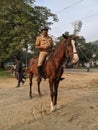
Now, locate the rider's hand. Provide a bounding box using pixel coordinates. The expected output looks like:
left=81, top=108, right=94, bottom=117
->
left=43, top=46, right=49, bottom=51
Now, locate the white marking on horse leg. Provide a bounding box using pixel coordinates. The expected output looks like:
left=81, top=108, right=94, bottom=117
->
left=50, top=102, right=57, bottom=112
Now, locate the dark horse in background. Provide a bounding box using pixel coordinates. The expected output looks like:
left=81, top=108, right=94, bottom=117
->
left=28, top=35, right=79, bottom=112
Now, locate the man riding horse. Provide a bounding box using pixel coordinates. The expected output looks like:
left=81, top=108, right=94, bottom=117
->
left=28, top=31, right=79, bottom=111
left=35, top=26, right=54, bottom=81
left=35, top=26, right=79, bottom=82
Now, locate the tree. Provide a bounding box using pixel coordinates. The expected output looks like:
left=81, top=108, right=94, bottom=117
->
left=78, top=41, right=98, bottom=65
left=0, top=0, right=58, bottom=68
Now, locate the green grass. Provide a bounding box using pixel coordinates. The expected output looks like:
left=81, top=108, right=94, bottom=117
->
left=0, top=69, right=13, bottom=78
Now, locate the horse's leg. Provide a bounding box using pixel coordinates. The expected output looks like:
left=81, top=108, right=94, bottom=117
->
left=52, top=68, right=63, bottom=107
left=29, top=72, right=33, bottom=98
left=50, top=79, right=60, bottom=112
left=37, top=79, right=42, bottom=96
left=53, top=80, right=59, bottom=106
left=49, top=78, right=57, bottom=112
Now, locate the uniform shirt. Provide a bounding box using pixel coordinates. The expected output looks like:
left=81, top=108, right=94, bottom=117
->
left=35, top=35, right=53, bottom=49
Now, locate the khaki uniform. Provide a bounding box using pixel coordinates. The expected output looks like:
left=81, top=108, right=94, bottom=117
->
left=35, top=35, right=53, bottom=66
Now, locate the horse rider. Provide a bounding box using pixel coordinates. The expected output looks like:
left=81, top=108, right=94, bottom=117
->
left=35, top=26, right=54, bottom=81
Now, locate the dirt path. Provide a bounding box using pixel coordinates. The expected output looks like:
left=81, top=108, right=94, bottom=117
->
left=0, top=69, right=98, bottom=130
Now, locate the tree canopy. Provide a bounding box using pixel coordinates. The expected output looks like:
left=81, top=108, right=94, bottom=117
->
left=0, top=0, right=58, bottom=64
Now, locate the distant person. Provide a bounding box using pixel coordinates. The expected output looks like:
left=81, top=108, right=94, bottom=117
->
left=15, top=57, right=25, bottom=87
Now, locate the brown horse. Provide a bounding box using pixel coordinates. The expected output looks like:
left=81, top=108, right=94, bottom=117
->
left=28, top=34, right=79, bottom=112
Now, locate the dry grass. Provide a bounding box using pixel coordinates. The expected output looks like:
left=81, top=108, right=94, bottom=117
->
left=0, top=70, right=98, bottom=130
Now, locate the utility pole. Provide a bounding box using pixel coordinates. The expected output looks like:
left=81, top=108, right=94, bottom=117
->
left=25, top=44, right=28, bottom=68
left=72, top=20, right=82, bottom=35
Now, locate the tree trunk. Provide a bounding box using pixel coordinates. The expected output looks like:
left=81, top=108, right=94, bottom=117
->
left=0, top=62, right=5, bottom=69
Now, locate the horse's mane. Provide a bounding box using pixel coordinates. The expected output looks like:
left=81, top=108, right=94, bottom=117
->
left=51, top=39, right=66, bottom=58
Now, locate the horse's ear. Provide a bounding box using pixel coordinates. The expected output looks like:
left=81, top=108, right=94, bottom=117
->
left=62, top=34, right=68, bottom=39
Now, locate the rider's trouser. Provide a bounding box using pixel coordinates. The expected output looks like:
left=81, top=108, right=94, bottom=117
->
left=38, top=52, right=47, bottom=67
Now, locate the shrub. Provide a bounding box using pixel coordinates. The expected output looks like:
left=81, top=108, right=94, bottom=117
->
left=0, top=69, right=13, bottom=78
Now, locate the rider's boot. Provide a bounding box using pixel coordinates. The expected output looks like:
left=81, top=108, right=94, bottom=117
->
left=37, top=66, right=43, bottom=82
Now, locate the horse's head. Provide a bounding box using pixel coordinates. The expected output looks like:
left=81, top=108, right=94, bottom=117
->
left=63, top=34, right=79, bottom=64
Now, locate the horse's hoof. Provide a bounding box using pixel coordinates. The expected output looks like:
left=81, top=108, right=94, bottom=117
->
left=51, top=105, right=57, bottom=112
left=51, top=108, right=57, bottom=112
left=29, top=95, right=33, bottom=99
left=39, top=93, right=42, bottom=96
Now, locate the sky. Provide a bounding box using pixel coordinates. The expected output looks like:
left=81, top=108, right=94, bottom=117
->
left=35, top=0, right=98, bottom=42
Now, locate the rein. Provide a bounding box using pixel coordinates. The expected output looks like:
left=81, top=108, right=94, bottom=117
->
left=69, top=52, right=78, bottom=57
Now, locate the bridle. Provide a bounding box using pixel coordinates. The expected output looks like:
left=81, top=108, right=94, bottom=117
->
left=64, top=38, right=78, bottom=58
left=69, top=52, right=78, bottom=57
